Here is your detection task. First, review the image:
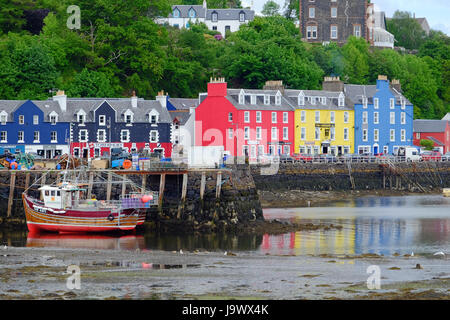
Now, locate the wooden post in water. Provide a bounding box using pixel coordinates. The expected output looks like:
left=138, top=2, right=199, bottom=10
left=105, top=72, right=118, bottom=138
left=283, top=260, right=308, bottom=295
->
left=87, top=172, right=94, bottom=199
left=159, top=173, right=166, bottom=208
left=200, top=172, right=206, bottom=200
left=141, top=175, right=146, bottom=194
left=106, top=171, right=112, bottom=201
left=122, top=174, right=127, bottom=198
left=24, top=172, right=30, bottom=191
left=181, top=173, right=188, bottom=202
left=216, top=171, right=222, bottom=199
left=7, top=172, right=16, bottom=217
left=41, top=172, right=46, bottom=187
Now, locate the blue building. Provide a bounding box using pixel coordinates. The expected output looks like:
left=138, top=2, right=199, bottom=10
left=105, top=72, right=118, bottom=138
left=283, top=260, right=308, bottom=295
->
left=346, top=76, right=414, bottom=155
left=0, top=99, right=70, bottom=157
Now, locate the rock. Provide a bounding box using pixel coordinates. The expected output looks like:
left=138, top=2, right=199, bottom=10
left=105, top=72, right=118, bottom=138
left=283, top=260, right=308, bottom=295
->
left=414, top=264, right=423, bottom=269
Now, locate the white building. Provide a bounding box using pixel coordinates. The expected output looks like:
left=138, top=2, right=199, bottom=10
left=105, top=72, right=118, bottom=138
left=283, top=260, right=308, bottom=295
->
left=156, top=0, right=255, bottom=37
left=368, top=8, right=395, bottom=49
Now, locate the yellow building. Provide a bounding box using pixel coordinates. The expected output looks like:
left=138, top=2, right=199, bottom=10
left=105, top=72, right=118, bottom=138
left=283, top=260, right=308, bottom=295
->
left=286, top=87, right=355, bottom=155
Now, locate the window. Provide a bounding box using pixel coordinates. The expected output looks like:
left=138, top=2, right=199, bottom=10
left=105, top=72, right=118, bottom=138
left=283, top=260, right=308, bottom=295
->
left=301, top=110, right=306, bottom=123
left=306, top=26, right=317, bottom=39
left=244, top=111, right=250, bottom=123
left=284, top=145, right=290, bottom=155
left=150, top=130, right=159, bottom=143
left=344, top=111, right=349, bottom=123
left=374, top=129, right=379, bottom=142
left=0, top=131, right=6, bottom=142
left=125, top=114, right=132, bottom=124
left=374, top=112, right=379, bottom=124
left=250, top=95, right=256, bottom=105
left=283, top=112, right=288, bottom=123
left=309, top=7, right=315, bottom=18
left=401, top=112, right=406, bottom=124
left=362, top=129, right=368, bottom=142
left=121, top=130, right=130, bottom=142
left=390, top=112, right=395, bottom=124
left=271, top=127, right=277, bottom=140
left=150, top=115, right=158, bottom=124
left=363, top=97, right=368, bottom=109
left=97, top=130, right=106, bottom=142
left=212, top=12, right=218, bottom=22
left=283, top=127, right=288, bottom=140
left=315, top=111, right=320, bottom=123
left=272, top=112, right=277, bottom=123
left=344, top=128, right=349, bottom=141
left=33, top=115, right=39, bottom=125
left=228, top=128, right=233, bottom=139
left=256, top=111, right=262, bottom=123
left=344, top=146, right=350, bottom=154
left=275, top=94, right=281, bottom=105
left=401, top=99, right=406, bottom=110
left=315, top=127, right=320, bottom=140
left=401, top=129, right=406, bottom=142
left=239, top=94, right=244, bottom=105
left=34, top=131, right=40, bottom=143
left=256, top=127, right=262, bottom=140
left=0, top=114, right=6, bottom=125
left=74, top=148, right=80, bottom=158
left=363, top=111, right=368, bottom=124
left=244, top=127, right=249, bottom=140
left=331, top=7, right=337, bottom=18
left=301, top=127, right=306, bottom=140
left=79, top=130, right=88, bottom=142
left=330, top=111, right=335, bottom=123
left=390, top=98, right=395, bottom=109
left=258, top=145, right=264, bottom=156
left=264, top=95, right=270, bottom=105
left=416, top=132, right=421, bottom=139
left=19, top=115, right=24, bottom=125
left=78, top=114, right=85, bottom=124
left=321, top=97, right=327, bottom=105
left=354, top=25, right=361, bottom=37
left=188, top=8, right=196, bottom=18
left=99, top=115, right=106, bottom=126
left=390, top=129, right=395, bottom=142
left=50, top=115, right=57, bottom=125
left=338, top=94, right=345, bottom=107
left=228, top=112, right=233, bottom=122
left=173, top=8, right=180, bottom=18
left=310, top=97, right=316, bottom=105
left=239, top=12, right=245, bottom=22
left=374, top=98, right=379, bottom=109
left=330, top=25, right=338, bottom=39
left=18, top=131, right=24, bottom=143
left=51, top=131, right=57, bottom=143
left=330, top=127, right=335, bottom=140
left=212, top=26, right=217, bottom=31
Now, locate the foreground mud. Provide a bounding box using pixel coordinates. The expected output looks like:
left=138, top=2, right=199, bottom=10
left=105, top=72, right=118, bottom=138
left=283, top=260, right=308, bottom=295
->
left=0, top=246, right=448, bottom=300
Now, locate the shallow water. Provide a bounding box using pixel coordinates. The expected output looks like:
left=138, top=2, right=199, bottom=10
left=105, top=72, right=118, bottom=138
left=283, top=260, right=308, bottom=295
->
left=1, top=195, right=449, bottom=258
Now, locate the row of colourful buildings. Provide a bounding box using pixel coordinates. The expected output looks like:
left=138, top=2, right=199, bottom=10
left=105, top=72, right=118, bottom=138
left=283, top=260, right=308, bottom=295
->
left=1, top=75, right=447, bottom=164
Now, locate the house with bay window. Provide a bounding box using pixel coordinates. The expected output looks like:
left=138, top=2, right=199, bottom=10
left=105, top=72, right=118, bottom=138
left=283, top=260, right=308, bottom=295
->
left=346, top=76, right=414, bottom=155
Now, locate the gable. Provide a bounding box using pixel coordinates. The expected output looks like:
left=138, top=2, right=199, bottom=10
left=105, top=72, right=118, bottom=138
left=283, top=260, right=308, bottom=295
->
left=14, top=100, right=43, bottom=122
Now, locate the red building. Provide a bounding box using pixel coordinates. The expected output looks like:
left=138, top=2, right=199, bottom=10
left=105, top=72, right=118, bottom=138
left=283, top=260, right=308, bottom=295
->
left=413, top=120, right=450, bottom=153
left=195, top=79, right=295, bottom=161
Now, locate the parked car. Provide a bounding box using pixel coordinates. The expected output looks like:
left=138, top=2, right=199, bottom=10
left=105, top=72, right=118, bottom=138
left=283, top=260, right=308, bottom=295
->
left=441, top=152, right=450, bottom=162
left=292, top=153, right=314, bottom=163
left=394, top=146, right=421, bottom=162
left=279, top=154, right=295, bottom=163
left=314, top=154, right=337, bottom=163
left=339, top=153, right=360, bottom=163
left=421, top=151, right=442, bottom=161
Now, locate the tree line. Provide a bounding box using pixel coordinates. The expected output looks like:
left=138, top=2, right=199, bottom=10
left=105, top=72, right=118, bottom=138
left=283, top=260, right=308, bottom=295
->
left=0, top=0, right=448, bottom=119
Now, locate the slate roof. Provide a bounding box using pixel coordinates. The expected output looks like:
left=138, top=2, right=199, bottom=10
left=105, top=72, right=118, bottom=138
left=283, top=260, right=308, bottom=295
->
left=168, top=98, right=198, bottom=110
left=442, top=113, right=450, bottom=121
left=344, top=84, right=413, bottom=105
left=169, top=5, right=206, bottom=18
left=284, top=89, right=353, bottom=111
left=414, top=120, right=448, bottom=133
left=226, top=89, right=294, bottom=111
left=206, top=9, right=254, bottom=21
left=169, top=110, right=192, bottom=125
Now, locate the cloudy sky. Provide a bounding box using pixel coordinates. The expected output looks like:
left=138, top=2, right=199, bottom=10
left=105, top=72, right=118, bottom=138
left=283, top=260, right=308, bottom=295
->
left=243, top=0, right=450, bottom=35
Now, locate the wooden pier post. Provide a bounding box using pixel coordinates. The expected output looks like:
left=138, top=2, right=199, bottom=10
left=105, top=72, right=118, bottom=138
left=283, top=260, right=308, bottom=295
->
left=159, top=173, right=166, bottom=208
left=106, top=171, right=112, bottom=201
left=200, top=172, right=206, bottom=200
left=7, top=172, right=16, bottom=217
left=40, top=172, right=46, bottom=187
left=87, top=172, right=94, bottom=199
left=24, top=172, right=30, bottom=191
left=216, top=171, right=222, bottom=199
left=122, top=174, right=127, bottom=198
left=181, top=173, right=188, bottom=202
left=141, top=175, right=146, bottom=194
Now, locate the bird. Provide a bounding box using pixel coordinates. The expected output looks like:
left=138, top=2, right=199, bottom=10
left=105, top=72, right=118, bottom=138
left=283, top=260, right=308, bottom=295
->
left=1, top=245, right=7, bottom=250
left=179, top=249, right=184, bottom=255
left=411, top=252, right=414, bottom=257
left=433, top=251, right=445, bottom=257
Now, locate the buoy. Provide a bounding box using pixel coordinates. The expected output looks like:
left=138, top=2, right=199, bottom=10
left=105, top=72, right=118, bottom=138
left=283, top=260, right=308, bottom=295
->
left=122, top=160, right=132, bottom=170
left=141, top=194, right=154, bottom=203
left=10, top=162, right=18, bottom=170
left=142, top=262, right=152, bottom=269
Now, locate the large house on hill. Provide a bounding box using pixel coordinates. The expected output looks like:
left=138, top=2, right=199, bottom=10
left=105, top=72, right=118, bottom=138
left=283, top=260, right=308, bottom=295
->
left=156, top=0, right=254, bottom=37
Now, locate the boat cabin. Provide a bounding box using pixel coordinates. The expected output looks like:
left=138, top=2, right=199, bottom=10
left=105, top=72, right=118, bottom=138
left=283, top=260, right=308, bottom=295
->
left=39, top=184, right=87, bottom=210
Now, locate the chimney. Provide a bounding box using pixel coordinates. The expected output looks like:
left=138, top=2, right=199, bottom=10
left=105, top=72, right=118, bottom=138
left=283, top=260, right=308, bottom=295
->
left=376, top=75, right=389, bottom=90
left=322, top=76, right=344, bottom=92
left=263, top=80, right=285, bottom=94
left=53, top=90, right=67, bottom=112
left=391, top=79, right=402, bottom=93
left=131, top=90, right=138, bottom=108
left=207, top=78, right=228, bottom=97
left=156, top=90, right=168, bottom=109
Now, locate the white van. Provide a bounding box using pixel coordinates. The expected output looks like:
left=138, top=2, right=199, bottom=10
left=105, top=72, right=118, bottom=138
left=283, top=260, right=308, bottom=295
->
left=395, top=146, right=421, bottom=162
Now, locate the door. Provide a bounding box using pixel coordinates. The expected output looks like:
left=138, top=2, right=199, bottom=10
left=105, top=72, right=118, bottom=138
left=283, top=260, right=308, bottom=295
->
left=46, top=150, right=52, bottom=159
left=82, top=148, right=89, bottom=158
left=373, top=146, right=379, bottom=155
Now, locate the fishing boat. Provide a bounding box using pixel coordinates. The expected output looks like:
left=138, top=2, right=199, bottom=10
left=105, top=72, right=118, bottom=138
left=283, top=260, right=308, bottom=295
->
left=22, top=167, right=158, bottom=234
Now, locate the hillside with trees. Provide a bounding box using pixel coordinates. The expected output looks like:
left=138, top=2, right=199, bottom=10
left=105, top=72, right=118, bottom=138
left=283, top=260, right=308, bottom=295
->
left=0, top=1, right=448, bottom=119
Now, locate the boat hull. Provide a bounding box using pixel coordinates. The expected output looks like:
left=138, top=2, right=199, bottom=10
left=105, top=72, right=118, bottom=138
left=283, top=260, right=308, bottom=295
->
left=23, top=194, right=143, bottom=234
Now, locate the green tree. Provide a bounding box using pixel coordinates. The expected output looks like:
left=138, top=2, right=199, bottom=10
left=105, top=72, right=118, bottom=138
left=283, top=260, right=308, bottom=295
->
left=341, top=37, right=369, bottom=84
left=420, top=139, right=434, bottom=151
left=386, top=11, right=427, bottom=50
left=0, top=0, right=35, bottom=34
left=67, top=68, right=116, bottom=97
left=262, top=1, right=280, bottom=17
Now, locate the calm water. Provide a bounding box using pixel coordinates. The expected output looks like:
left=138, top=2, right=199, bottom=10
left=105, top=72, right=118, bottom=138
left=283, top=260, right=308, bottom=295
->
left=1, top=195, right=449, bottom=257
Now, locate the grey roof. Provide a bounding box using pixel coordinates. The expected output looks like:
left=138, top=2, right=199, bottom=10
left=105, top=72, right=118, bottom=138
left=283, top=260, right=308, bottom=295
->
left=344, top=84, right=412, bottom=105
left=0, top=98, right=172, bottom=124
left=169, top=98, right=198, bottom=110
left=169, top=5, right=206, bottom=18
left=285, top=89, right=353, bottom=110
left=206, top=9, right=254, bottom=21
left=426, top=136, right=445, bottom=146
left=226, top=89, right=294, bottom=111
left=442, top=113, right=450, bottom=121
left=414, top=120, right=448, bottom=133
left=169, top=110, right=192, bottom=125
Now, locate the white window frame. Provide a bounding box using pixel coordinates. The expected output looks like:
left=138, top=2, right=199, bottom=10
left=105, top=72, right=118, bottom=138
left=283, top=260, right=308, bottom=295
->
left=301, top=127, right=306, bottom=140
left=120, top=130, right=130, bottom=143
left=99, top=115, right=106, bottom=126
left=272, top=112, right=277, bottom=124
left=390, top=129, right=395, bottom=142
left=0, top=131, right=7, bottom=143
left=244, top=111, right=250, bottom=123
left=390, top=112, right=395, bottom=124
left=374, top=112, right=379, bottom=124
left=34, top=131, right=40, bottom=143
left=228, top=128, right=233, bottom=139
left=150, top=130, right=159, bottom=143
left=283, top=127, right=288, bottom=140
left=19, top=115, right=24, bottom=125
left=264, top=95, right=270, bottom=105
left=401, top=129, right=406, bottom=142
left=344, top=111, right=349, bottom=123
left=256, top=127, right=262, bottom=140
left=315, top=127, right=320, bottom=140
left=97, top=129, right=106, bottom=142
left=331, top=25, right=338, bottom=39
left=301, top=110, right=306, bottom=123
left=256, top=111, right=262, bottom=123
left=50, top=131, right=57, bottom=143
left=363, top=111, right=368, bottom=124
left=244, top=127, right=250, bottom=140
left=374, top=98, right=379, bottom=109
left=374, top=129, right=379, bottom=142
left=401, top=112, right=406, bottom=124
left=309, top=7, right=315, bottom=18
left=390, top=98, right=395, bottom=109
left=18, top=131, right=24, bottom=143
left=33, top=115, right=39, bottom=125
left=79, top=129, right=88, bottom=142
left=344, top=128, right=349, bottom=141
left=283, top=112, right=288, bottom=124
left=271, top=127, right=277, bottom=140
left=315, top=111, right=320, bottom=123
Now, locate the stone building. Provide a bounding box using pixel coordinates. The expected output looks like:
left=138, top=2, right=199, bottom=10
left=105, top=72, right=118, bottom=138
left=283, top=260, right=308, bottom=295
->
left=299, top=0, right=368, bottom=44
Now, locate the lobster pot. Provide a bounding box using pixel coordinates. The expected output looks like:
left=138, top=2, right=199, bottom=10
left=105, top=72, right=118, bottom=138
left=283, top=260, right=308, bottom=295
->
left=121, top=197, right=142, bottom=209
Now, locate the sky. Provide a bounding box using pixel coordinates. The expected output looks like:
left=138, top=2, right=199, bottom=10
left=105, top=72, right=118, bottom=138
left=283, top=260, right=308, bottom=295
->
left=242, top=0, right=450, bottom=35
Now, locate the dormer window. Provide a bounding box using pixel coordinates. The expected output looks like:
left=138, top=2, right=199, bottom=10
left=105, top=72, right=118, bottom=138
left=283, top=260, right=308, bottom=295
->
left=123, top=109, right=134, bottom=125
left=239, top=91, right=245, bottom=105
left=173, top=8, right=180, bottom=18
left=188, top=8, right=196, bottom=18
left=99, top=115, right=106, bottom=126
left=212, top=12, right=218, bottom=22
left=148, top=109, right=159, bottom=124
left=298, top=92, right=305, bottom=106
left=363, top=97, right=368, bottom=108
left=264, top=95, right=270, bottom=105
left=239, top=12, right=245, bottom=22
left=76, top=110, right=87, bottom=125
left=49, top=111, right=58, bottom=125
left=275, top=92, right=282, bottom=105
left=310, top=97, right=316, bottom=105
left=250, top=95, right=256, bottom=105
left=321, top=97, right=327, bottom=105
left=0, top=112, right=7, bottom=125
left=338, top=93, right=345, bottom=107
